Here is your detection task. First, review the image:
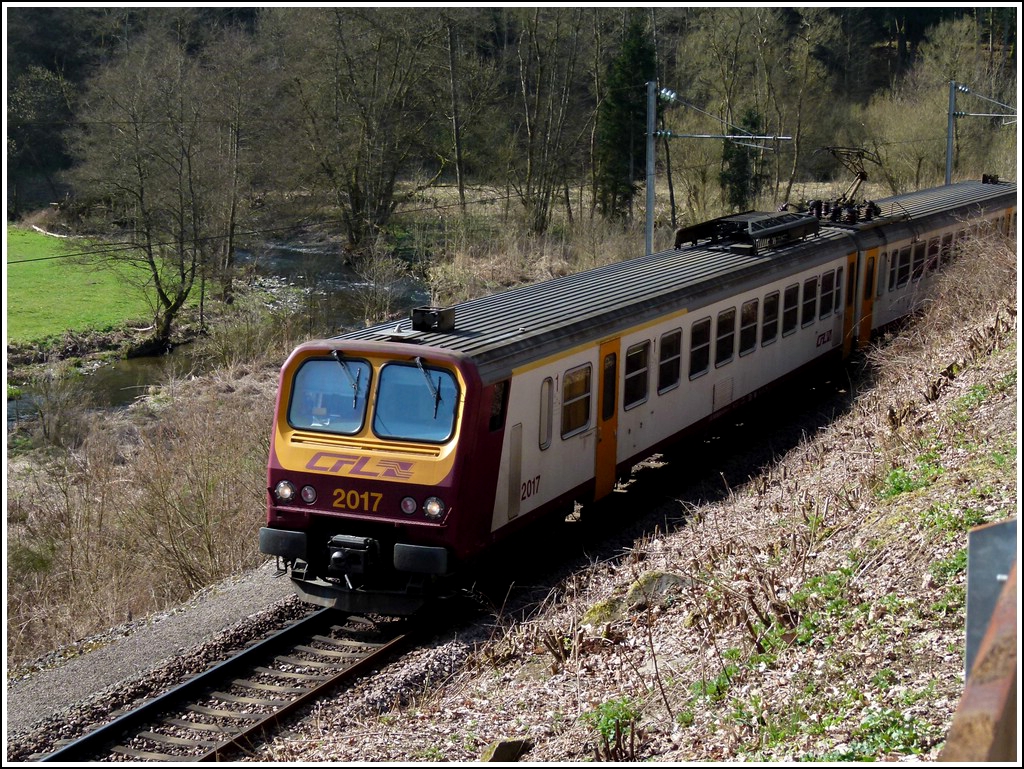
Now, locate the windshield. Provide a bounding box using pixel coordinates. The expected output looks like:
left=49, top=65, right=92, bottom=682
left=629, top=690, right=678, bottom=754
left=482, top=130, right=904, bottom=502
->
left=288, top=357, right=371, bottom=435
left=373, top=361, right=459, bottom=443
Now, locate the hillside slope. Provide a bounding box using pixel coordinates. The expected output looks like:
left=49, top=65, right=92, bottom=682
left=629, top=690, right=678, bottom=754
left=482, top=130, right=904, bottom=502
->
left=252, top=236, right=1018, bottom=762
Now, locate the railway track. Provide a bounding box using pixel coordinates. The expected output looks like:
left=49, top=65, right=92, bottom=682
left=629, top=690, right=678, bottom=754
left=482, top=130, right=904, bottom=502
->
left=36, top=608, right=411, bottom=762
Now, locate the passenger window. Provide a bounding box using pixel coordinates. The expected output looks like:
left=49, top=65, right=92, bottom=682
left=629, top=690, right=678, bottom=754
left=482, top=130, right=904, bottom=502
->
left=657, top=329, right=682, bottom=394
left=941, top=234, right=953, bottom=265
left=835, top=267, right=844, bottom=309
left=782, top=284, right=799, bottom=336
left=819, top=271, right=835, bottom=318
left=739, top=299, right=758, bottom=355
left=801, top=277, right=818, bottom=327
left=762, top=291, right=779, bottom=346
left=911, top=242, right=927, bottom=281
left=715, top=308, right=736, bottom=367
left=539, top=377, right=553, bottom=450
left=689, top=317, right=711, bottom=379
left=624, top=341, right=650, bottom=410
left=955, top=229, right=966, bottom=256
left=896, top=246, right=911, bottom=288
left=926, top=238, right=940, bottom=274
left=561, top=364, right=592, bottom=438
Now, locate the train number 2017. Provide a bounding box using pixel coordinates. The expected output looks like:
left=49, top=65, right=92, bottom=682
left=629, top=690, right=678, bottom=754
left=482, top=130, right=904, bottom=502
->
left=332, top=488, right=383, bottom=512
left=521, top=475, right=541, bottom=501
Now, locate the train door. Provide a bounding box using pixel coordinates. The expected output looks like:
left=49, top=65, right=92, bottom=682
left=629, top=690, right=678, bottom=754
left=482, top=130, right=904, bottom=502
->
left=595, top=338, right=620, bottom=500
left=857, top=247, right=878, bottom=349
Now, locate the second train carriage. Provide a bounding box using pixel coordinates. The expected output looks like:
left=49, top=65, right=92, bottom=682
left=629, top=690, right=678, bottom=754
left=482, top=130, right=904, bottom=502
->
left=259, top=178, right=1017, bottom=614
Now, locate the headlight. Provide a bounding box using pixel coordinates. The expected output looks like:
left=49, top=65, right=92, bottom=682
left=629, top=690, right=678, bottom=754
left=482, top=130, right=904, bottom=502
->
left=300, top=485, right=317, bottom=504
left=401, top=497, right=418, bottom=515
left=274, top=480, right=297, bottom=502
left=423, top=496, right=445, bottom=519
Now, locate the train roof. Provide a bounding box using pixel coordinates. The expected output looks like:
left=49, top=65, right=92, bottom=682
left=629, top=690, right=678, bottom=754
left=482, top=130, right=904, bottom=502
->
left=337, top=179, right=1016, bottom=383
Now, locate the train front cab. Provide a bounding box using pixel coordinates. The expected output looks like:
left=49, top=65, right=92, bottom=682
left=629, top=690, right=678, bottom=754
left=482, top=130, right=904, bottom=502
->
left=259, top=340, right=497, bottom=615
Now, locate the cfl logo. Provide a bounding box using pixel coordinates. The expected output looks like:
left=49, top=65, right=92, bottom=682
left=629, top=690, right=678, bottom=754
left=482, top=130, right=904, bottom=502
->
left=306, top=452, right=415, bottom=479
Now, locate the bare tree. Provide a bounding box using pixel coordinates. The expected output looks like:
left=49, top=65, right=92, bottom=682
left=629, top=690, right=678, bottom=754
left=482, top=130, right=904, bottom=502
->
left=68, top=33, right=228, bottom=345
left=504, top=7, right=593, bottom=234
left=272, top=7, right=446, bottom=248
left=200, top=29, right=276, bottom=306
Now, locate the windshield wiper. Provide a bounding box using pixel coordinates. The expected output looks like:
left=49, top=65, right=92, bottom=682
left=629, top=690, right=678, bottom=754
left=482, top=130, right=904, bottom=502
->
left=331, top=349, right=362, bottom=408
left=414, top=356, right=442, bottom=418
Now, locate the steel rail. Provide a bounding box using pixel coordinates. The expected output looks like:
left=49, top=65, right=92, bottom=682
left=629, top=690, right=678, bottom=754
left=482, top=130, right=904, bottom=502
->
left=37, top=607, right=408, bottom=762
left=195, top=627, right=408, bottom=761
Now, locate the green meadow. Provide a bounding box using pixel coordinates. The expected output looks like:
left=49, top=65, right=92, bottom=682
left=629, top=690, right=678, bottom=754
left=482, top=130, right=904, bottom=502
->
left=5, top=226, right=155, bottom=345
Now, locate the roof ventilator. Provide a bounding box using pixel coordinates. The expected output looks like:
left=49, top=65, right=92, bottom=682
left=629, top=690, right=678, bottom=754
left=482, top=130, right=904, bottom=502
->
left=412, top=306, right=456, bottom=332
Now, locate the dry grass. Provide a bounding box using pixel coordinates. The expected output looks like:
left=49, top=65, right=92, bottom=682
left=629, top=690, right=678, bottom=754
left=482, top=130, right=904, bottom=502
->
left=5, top=366, right=279, bottom=665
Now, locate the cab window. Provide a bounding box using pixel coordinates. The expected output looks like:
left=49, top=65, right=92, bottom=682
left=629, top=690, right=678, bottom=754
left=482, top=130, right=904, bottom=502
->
left=373, top=361, right=459, bottom=443
left=289, top=357, right=371, bottom=435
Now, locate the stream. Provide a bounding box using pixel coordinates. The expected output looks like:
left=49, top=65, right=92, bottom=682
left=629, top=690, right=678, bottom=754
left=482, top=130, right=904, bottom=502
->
left=7, top=242, right=431, bottom=426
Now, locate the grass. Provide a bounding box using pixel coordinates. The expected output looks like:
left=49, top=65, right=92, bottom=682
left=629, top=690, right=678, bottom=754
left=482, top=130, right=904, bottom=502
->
left=5, top=225, right=155, bottom=344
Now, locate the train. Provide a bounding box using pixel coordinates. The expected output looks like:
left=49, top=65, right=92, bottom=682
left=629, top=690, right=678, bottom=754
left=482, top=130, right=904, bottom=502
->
left=259, top=177, right=1017, bottom=615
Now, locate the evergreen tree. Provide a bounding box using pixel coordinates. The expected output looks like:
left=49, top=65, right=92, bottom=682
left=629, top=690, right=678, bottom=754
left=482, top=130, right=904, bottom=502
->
left=594, top=13, right=656, bottom=222
left=720, top=108, right=767, bottom=212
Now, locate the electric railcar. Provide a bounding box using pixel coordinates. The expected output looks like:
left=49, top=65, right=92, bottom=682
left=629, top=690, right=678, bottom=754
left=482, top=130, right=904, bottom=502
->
left=259, top=178, right=1017, bottom=614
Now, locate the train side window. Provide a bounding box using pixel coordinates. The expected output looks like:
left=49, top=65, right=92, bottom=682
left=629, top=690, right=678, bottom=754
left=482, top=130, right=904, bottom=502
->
left=539, top=377, right=553, bottom=450
left=489, top=380, right=509, bottom=431
left=911, top=242, right=927, bottom=281
left=561, top=364, right=592, bottom=438
left=715, top=308, right=736, bottom=367
left=941, top=233, right=953, bottom=265
left=624, top=341, right=650, bottom=410
left=950, top=227, right=966, bottom=257
left=835, top=267, right=844, bottom=309
left=889, top=246, right=911, bottom=289
left=688, top=317, right=711, bottom=379
left=657, top=329, right=682, bottom=394
left=782, top=284, right=799, bottom=336
left=739, top=299, right=758, bottom=356
left=761, top=291, right=779, bottom=346
left=926, top=238, right=940, bottom=274
left=801, top=277, right=818, bottom=327
left=819, top=270, right=835, bottom=318
left=887, top=251, right=896, bottom=291
left=865, top=257, right=876, bottom=299
left=898, top=246, right=912, bottom=287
